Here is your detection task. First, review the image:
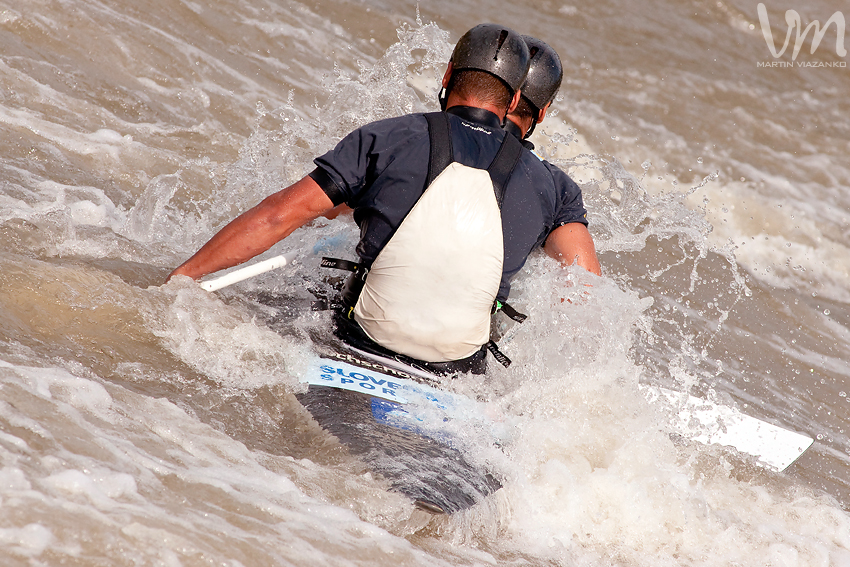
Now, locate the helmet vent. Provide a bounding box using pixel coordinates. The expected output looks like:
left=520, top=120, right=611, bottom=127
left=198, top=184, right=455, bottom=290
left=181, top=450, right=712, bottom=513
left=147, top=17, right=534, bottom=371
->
left=494, top=29, right=509, bottom=60
left=529, top=46, right=539, bottom=59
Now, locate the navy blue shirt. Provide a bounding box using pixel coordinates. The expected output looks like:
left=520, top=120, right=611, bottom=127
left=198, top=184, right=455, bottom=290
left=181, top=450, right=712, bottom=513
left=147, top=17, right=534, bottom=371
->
left=309, top=107, right=587, bottom=301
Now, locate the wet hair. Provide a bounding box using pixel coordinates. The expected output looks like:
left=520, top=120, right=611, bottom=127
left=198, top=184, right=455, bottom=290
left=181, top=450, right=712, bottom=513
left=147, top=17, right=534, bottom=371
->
left=447, top=69, right=513, bottom=111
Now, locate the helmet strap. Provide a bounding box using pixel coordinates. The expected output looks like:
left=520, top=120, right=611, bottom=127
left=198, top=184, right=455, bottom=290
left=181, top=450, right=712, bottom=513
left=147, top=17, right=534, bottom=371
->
left=438, top=87, right=448, bottom=111
left=503, top=88, right=521, bottom=128
left=523, top=102, right=545, bottom=139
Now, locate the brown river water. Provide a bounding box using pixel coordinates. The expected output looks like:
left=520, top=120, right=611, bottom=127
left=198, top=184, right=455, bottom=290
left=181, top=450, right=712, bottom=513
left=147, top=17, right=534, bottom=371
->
left=1, top=0, right=850, bottom=564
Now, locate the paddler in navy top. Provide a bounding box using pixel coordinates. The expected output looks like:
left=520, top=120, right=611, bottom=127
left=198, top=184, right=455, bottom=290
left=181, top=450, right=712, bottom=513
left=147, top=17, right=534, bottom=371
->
left=503, top=36, right=601, bottom=275
left=167, top=24, right=600, bottom=374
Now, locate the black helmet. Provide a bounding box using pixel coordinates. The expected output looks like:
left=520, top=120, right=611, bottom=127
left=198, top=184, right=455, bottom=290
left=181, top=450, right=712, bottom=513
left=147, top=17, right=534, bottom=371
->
left=519, top=36, right=563, bottom=114
left=450, top=24, right=531, bottom=95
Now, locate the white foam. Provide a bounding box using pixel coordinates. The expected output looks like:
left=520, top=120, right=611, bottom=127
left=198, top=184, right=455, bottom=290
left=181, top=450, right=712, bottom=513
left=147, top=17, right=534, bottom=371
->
left=0, top=524, right=53, bottom=557
left=44, top=468, right=138, bottom=507
left=3, top=4, right=850, bottom=565
left=690, top=180, right=850, bottom=303
left=68, top=200, right=108, bottom=226
left=152, top=278, right=312, bottom=390
left=0, top=359, right=433, bottom=564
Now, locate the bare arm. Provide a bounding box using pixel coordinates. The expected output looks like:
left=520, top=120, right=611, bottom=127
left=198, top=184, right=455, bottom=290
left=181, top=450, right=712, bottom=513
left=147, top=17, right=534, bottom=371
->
left=322, top=203, right=353, bottom=219
left=166, top=176, right=334, bottom=282
left=543, top=222, right=602, bottom=276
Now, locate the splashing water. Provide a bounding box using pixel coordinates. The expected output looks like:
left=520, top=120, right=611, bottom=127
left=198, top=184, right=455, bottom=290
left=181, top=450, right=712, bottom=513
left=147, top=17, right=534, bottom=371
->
left=2, top=2, right=850, bottom=565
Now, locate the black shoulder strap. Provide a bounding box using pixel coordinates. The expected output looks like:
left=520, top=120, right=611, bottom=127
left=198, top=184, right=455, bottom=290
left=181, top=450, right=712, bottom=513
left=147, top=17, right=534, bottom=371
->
left=487, top=131, right=524, bottom=210
left=424, top=112, right=453, bottom=188
left=426, top=111, right=524, bottom=210
left=486, top=340, right=512, bottom=367
left=320, top=257, right=360, bottom=272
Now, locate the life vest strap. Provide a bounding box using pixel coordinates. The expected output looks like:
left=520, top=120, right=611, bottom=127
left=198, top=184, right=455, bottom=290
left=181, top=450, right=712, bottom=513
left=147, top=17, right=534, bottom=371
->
left=320, top=257, right=369, bottom=309
left=493, top=300, right=527, bottom=323
left=487, top=129, right=524, bottom=209
left=424, top=112, right=454, bottom=188
left=423, top=111, right=524, bottom=209
left=320, top=257, right=360, bottom=272
left=485, top=340, right=512, bottom=367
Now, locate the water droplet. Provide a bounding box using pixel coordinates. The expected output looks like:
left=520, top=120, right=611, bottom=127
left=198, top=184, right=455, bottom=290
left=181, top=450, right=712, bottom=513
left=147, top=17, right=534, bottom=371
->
left=697, top=157, right=703, bottom=164
left=825, top=309, right=831, bottom=315
left=641, top=160, right=651, bottom=170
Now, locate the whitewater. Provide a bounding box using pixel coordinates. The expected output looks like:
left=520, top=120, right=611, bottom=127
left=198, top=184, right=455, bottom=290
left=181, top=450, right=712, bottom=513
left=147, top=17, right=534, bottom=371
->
left=1, top=0, right=850, bottom=565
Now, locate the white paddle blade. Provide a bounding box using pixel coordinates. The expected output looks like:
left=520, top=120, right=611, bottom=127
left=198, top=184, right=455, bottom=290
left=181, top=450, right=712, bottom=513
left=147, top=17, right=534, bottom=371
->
left=641, top=385, right=813, bottom=471
left=199, top=251, right=297, bottom=292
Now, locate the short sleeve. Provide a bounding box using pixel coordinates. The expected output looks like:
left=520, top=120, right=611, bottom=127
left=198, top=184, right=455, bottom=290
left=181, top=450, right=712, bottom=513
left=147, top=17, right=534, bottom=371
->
left=310, top=127, right=376, bottom=207
left=308, top=166, right=346, bottom=206
left=550, top=165, right=588, bottom=227
left=309, top=115, right=428, bottom=208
